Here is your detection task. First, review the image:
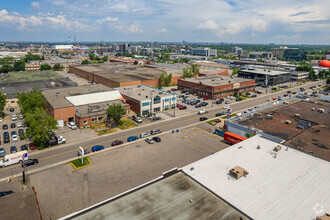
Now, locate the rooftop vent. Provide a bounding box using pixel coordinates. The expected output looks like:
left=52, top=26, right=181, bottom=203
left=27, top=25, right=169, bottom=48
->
left=230, top=166, right=249, bottom=179
left=146, top=96, right=148, bottom=98
left=228, top=81, right=231, bottom=83
left=274, top=145, right=281, bottom=152
left=138, top=93, right=140, bottom=96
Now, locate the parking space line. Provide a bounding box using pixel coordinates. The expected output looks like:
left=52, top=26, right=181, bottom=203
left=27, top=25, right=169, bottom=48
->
left=183, top=138, right=214, bottom=154
left=180, top=128, right=223, bottom=150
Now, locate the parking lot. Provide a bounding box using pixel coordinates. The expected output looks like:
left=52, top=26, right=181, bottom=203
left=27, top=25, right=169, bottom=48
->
left=27, top=126, right=229, bottom=219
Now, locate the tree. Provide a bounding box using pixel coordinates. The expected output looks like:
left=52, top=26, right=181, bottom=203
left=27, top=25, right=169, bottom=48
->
left=15, top=87, right=46, bottom=115
left=0, top=56, right=14, bottom=65
left=0, top=64, right=14, bottom=73
left=232, top=68, right=239, bottom=76
left=24, top=108, right=58, bottom=148
left=89, top=53, right=95, bottom=60
left=40, top=64, right=52, bottom=71
left=326, top=76, right=330, bottom=85
left=106, top=104, right=126, bottom=127
left=53, top=63, right=62, bottom=71
left=103, top=56, right=109, bottom=62
left=165, top=73, right=172, bottom=86
left=81, top=60, right=89, bottom=65
left=182, top=67, right=193, bottom=79
left=159, top=73, right=166, bottom=86
left=13, top=60, right=25, bottom=71
left=245, top=133, right=256, bottom=138
left=190, top=64, right=200, bottom=75
left=24, top=53, right=42, bottom=62
left=0, top=92, right=7, bottom=117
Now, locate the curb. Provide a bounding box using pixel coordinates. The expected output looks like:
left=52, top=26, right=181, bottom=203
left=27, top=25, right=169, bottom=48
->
left=70, top=157, right=92, bottom=170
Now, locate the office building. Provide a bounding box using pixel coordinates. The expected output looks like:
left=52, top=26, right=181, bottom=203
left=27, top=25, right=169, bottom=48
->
left=238, top=69, right=291, bottom=86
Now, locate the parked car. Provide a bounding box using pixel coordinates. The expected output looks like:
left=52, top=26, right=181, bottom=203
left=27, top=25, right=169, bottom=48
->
left=68, top=122, right=78, bottom=130
left=21, top=159, right=39, bottom=167
left=17, top=122, right=22, bottom=127
left=200, top=117, right=208, bottom=121
left=145, top=138, right=154, bottom=144
left=225, top=101, right=230, bottom=104
left=77, top=149, right=90, bottom=156
left=284, top=94, right=288, bottom=97
left=150, top=129, right=162, bottom=135
left=19, top=114, right=24, bottom=120
left=9, top=108, right=14, bottom=112
left=140, top=132, right=150, bottom=138
left=179, top=106, right=187, bottom=110
left=20, top=145, right=28, bottom=151
left=251, top=94, right=257, bottom=98
left=11, top=131, right=18, bottom=142
left=127, top=136, right=139, bottom=142
left=153, top=115, right=161, bottom=121
left=92, top=145, right=104, bottom=152
left=177, top=104, right=183, bottom=109
left=0, top=118, right=2, bottom=123
left=287, top=90, right=291, bottom=93
left=132, top=116, right=142, bottom=124
left=152, top=136, right=161, bottom=142
left=2, top=124, right=8, bottom=130
left=3, top=132, right=9, bottom=143
left=0, top=191, right=14, bottom=198
left=12, top=115, right=17, bottom=121
left=10, top=146, right=17, bottom=154
left=0, top=148, right=5, bottom=157
left=29, top=142, right=37, bottom=150
left=223, top=105, right=230, bottom=109
left=111, top=140, right=123, bottom=146
left=203, top=97, right=209, bottom=100
left=10, top=123, right=15, bottom=128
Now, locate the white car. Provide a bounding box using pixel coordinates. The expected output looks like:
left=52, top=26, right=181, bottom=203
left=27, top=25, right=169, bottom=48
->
left=223, top=105, right=230, bottom=109
left=68, top=122, right=78, bottom=130
left=0, top=118, right=2, bottom=123
left=17, top=122, right=22, bottom=127
left=12, top=134, right=18, bottom=142
left=145, top=138, right=154, bottom=144
left=140, top=132, right=150, bottom=138
left=12, top=115, right=17, bottom=121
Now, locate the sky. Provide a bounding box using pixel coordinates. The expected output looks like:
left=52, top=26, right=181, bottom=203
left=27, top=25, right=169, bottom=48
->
left=0, top=0, right=330, bottom=44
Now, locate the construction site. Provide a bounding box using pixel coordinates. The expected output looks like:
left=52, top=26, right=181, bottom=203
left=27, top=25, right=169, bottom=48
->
left=239, top=100, right=330, bottom=161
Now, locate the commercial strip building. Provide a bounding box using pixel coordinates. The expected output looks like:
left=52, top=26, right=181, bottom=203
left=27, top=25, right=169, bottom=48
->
left=291, top=71, right=309, bottom=81
left=69, top=64, right=166, bottom=88
left=117, top=84, right=176, bottom=115
left=60, top=135, right=330, bottom=220
left=42, top=84, right=129, bottom=128
left=178, top=75, right=255, bottom=99
left=238, top=69, right=291, bottom=86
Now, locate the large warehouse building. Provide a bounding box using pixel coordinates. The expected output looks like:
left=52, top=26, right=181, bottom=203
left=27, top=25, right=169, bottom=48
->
left=178, top=75, right=255, bottom=99
left=238, top=69, right=291, bottom=86
left=69, top=64, right=166, bottom=88
left=42, top=84, right=129, bottom=128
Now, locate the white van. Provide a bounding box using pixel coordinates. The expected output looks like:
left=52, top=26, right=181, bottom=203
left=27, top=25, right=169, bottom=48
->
left=0, top=151, right=28, bottom=167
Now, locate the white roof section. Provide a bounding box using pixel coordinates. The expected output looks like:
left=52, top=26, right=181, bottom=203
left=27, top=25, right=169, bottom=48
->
left=66, top=91, right=123, bottom=106
left=182, top=135, right=330, bottom=220
left=52, top=45, right=73, bottom=50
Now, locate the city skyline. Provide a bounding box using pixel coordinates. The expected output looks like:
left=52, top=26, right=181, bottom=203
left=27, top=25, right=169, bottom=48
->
left=0, top=0, right=330, bottom=44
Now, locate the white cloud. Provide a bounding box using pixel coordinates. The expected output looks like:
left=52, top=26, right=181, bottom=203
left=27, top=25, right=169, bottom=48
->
left=128, top=24, right=144, bottom=33
left=97, top=17, right=118, bottom=23
left=31, top=1, right=40, bottom=8
left=273, top=33, right=302, bottom=39
left=198, top=20, right=218, bottom=30
left=109, top=4, right=129, bottom=12
left=156, top=28, right=168, bottom=33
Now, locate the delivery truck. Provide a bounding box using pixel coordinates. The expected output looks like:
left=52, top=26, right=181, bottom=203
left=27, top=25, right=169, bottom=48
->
left=224, top=132, right=247, bottom=144
left=0, top=150, right=28, bottom=167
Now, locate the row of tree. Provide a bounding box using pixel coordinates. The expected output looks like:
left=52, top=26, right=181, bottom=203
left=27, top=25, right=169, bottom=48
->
left=81, top=55, right=108, bottom=65
left=182, top=64, right=200, bottom=78
left=295, top=62, right=330, bottom=81
left=159, top=73, right=172, bottom=86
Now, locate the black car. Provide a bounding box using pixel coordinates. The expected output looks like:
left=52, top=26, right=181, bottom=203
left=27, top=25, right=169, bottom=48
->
left=195, top=104, right=202, bottom=108
left=0, top=148, right=5, bottom=157
left=0, top=191, right=13, bottom=198
left=2, top=124, right=8, bottom=130
left=21, top=145, right=28, bottom=151
left=152, top=136, right=161, bottom=142
left=153, top=116, right=161, bottom=121
left=215, top=112, right=224, bottom=116
left=3, top=132, right=9, bottom=143
left=179, top=106, right=187, bottom=110
left=287, top=90, right=291, bottom=93
left=18, top=129, right=25, bottom=136
left=10, top=123, right=15, bottom=128
left=236, top=98, right=242, bottom=101
left=251, top=94, right=257, bottom=98
left=200, top=117, right=208, bottom=121
left=219, top=98, right=224, bottom=102
left=111, top=140, right=123, bottom=146
left=292, top=92, right=296, bottom=94
left=9, top=108, right=14, bottom=112
left=284, top=94, right=288, bottom=97
left=10, top=146, right=17, bottom=154
left=21, top=159, right=39, bottom=167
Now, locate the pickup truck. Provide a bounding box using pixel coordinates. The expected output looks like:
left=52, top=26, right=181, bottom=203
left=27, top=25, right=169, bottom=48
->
left=198, top=109, right=208, bottom=115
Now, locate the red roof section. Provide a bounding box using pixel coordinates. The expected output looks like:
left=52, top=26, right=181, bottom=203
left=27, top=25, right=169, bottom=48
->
left=225, top=132, right=247, bottom=141
left=318, top=60, right=330, bottom=68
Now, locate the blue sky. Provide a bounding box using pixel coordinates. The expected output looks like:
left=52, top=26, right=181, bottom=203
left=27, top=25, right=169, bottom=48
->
left=0, top=0, right=330, bottom=44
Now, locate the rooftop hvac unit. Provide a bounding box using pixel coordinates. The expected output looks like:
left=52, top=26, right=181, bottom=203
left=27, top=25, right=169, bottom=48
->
left=230, top=166, right=249, bottom=179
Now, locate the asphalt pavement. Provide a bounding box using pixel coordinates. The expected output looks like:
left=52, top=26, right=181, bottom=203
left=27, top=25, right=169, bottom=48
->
left=0, top=80, right=323, bottom=181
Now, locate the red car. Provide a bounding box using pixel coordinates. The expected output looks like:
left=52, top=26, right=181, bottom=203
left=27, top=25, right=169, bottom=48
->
left=272, top=98, right=277, bottom=100
left=111, top=140, right=123, bottom=146
left=203, top=97, right=209, bottom=100
left=177, top=104, right=183, bottom=109
left=29, top=142, right=37, bottom=150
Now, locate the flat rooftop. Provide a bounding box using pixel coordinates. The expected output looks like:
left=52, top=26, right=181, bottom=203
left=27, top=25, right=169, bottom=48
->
left=72, top=64, right=166, bottom=82
left=146, top=63, right=225, bottom=77
left=180, top=75, right=253, bottom=87
left=182, top=135, right=330, bottom=220
left=42, top=84, right=115, bottom=109
left=117, top=84, right=174, bottom=101
left=239, top=69, right=290, bottom=76
left=67, top=172, right=249, bottom=220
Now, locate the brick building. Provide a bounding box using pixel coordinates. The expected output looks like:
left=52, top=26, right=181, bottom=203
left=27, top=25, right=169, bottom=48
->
left=117, top=85, right=176, bottom=115
left=178, top=75, right=255, bottom=99
left=42, top=84, right=129, bottom=127
left=69, top=64, right=166, bottom=88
